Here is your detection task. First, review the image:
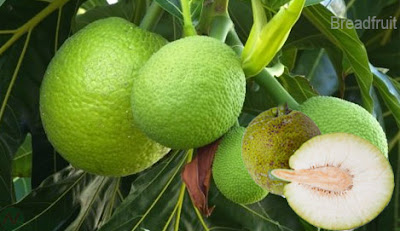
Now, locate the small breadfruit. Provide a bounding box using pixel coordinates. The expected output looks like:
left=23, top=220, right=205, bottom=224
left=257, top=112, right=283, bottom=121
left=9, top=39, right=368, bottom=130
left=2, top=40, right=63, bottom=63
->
left=272, top=133, right=394, bottom=230
left=213, top=127, right=268, bottom=204
left=242, top=106, right=320, bottom=195
left=299, top=96, right=388, bottom=157
left=131, top=36, right=246, bottom=149
left=40, top=17, right=170, bottom=176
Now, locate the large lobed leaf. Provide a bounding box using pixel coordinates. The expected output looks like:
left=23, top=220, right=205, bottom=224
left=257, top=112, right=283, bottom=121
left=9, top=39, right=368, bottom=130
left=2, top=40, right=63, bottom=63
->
left=0, top=166, right=119, bottom=231
left=12, top=134, right=32, bottom=178
left=0, top=0, right=78, bottom=207
left=100, top=151, right=304, bottom=231
left=302, top=4, right=374, bottom=112
left=371, top=65, right=400, bottom=127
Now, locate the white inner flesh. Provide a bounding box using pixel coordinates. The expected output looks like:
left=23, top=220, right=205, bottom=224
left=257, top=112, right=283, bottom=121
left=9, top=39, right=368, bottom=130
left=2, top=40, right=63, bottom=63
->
left=285, top=133, right=394, bottom=230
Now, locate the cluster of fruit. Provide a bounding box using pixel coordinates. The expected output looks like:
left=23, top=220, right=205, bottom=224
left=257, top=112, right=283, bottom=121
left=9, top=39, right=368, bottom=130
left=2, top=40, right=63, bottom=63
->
left=40, top=17, right=245, bottom=176
left=213, top=97, right=393, bottom=230
left=39, top=17, right=394, bottom=230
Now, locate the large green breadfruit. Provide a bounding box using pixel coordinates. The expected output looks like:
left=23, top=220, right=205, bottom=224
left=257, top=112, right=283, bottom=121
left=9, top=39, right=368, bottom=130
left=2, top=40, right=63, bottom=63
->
left=40, top=17, right=170, bottom=176
left=131, top=36, right=246, bottom=149
left=299, top=96, right=388, bottom=157
left=212, top=127, right=268, bottom=204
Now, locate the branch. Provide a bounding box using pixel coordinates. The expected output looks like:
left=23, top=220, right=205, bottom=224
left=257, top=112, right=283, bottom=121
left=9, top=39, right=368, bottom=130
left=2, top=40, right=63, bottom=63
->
left=0, top=0, right=70, bottom=56
left=139, top=1, right=164, bottom=31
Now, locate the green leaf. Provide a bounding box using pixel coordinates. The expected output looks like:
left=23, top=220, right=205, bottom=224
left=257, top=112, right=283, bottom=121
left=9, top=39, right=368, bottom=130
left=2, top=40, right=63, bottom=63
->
left=74, top=1, right=180, bottom=38
left=278, top=72, right=318, bottom=104
left=293, top=49, right=339, bottom=96
left=100, top=150, right=303, bottom=230
left=153, top=12, right=182, bottom=41
left=207, top=188, right=303, bottom=231
left=242, top=81, right=276, bottom=116
left=0, top=0, right=77, bottom=206
left=285, top=14, right=330, bottom=49
left=371, top=65, right=400, bottom=126
left=80, top=0, right=109, bottom=10
left=0, top=100, right=24, bottom=206
left=0, top=166, right=119, bottom=231
left=99, top=151, right=187, bottom=231
left=346, top=0, right=398, bottom=36
left=305, top=0, right=324, bottom=6
left=13, top=177, right=31, bottom=202
left=154, top=0, right=204, bottom=26
left=190, top=0, right=203, bottom=25
left=280, top=48, right=298, bottom=71
left=229, top=0, right=253, bottom=42
left=369, top=39, right=400, bottom=76
left=73, top=0, right=135, bottom=32
left=0, top=0, right=397, bottom=229
left=12, top=134, right=32, bottom=178
left=303, top=4, right=374, bottom=112
left=155, top=0, right=182, bottom=20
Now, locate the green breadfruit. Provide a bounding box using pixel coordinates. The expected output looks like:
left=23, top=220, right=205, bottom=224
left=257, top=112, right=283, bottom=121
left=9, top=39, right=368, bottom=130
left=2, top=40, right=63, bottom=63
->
left=131, top=36, right=246, bottom=149
left=212, top=127, right=268, bottom=204
left=40, top=17, right=170, bottom=176
left=299, top=96, right=388, bottom=157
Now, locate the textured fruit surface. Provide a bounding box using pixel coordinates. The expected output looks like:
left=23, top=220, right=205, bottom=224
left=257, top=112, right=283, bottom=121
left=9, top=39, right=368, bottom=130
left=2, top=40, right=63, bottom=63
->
left=40, top=17, right=170, bottom=176
left=131, top=36, right=246, bottom=149
left=300, top=96, right=388, bottom=157
left=213, top=127, right=268, bottom=204
left=242, top=106, right=320, bottom=195
left=280, top=133, right=394, bottom=230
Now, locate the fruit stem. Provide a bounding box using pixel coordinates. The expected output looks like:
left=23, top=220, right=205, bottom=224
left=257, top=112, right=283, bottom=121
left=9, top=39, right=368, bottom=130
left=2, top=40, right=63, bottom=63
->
left=209, top=15, right=233, bottom=42
left=139, top=1, right=164, bottom=31
left=254, top=70, right=300, bottom=110
left=272, top=167, right=354, bottom=192
left=226, top=30, right=300, bottom=110
left=180, top=0, right=197, bottom=36
left=133, top=0, right=147, bottom=25
left=198, top=0, right=232, bottom=42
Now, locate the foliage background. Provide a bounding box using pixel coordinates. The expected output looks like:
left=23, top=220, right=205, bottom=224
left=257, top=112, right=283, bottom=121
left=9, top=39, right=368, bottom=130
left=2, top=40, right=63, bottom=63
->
left=0, top=0, right=399, bottom=230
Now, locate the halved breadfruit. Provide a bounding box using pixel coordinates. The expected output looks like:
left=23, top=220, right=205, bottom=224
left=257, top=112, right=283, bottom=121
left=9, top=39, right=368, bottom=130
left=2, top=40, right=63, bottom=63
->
left=271, top=133, right=394, bottom=230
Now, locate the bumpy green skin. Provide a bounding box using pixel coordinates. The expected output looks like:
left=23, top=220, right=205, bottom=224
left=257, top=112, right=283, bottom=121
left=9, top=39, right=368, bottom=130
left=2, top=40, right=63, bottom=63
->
left=131, top=36, right=246, bottom=149
left=40, top=17, right=170, bottom=176
left=213, top=127, right=268, bottom=204
left=299, top=96, right=388, bottom=157
left=242, top=106, right=320, bottom=195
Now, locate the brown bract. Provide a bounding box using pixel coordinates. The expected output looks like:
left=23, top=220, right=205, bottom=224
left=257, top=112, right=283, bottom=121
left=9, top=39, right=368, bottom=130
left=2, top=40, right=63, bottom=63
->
left=181, top=139, right=220, bottom=216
